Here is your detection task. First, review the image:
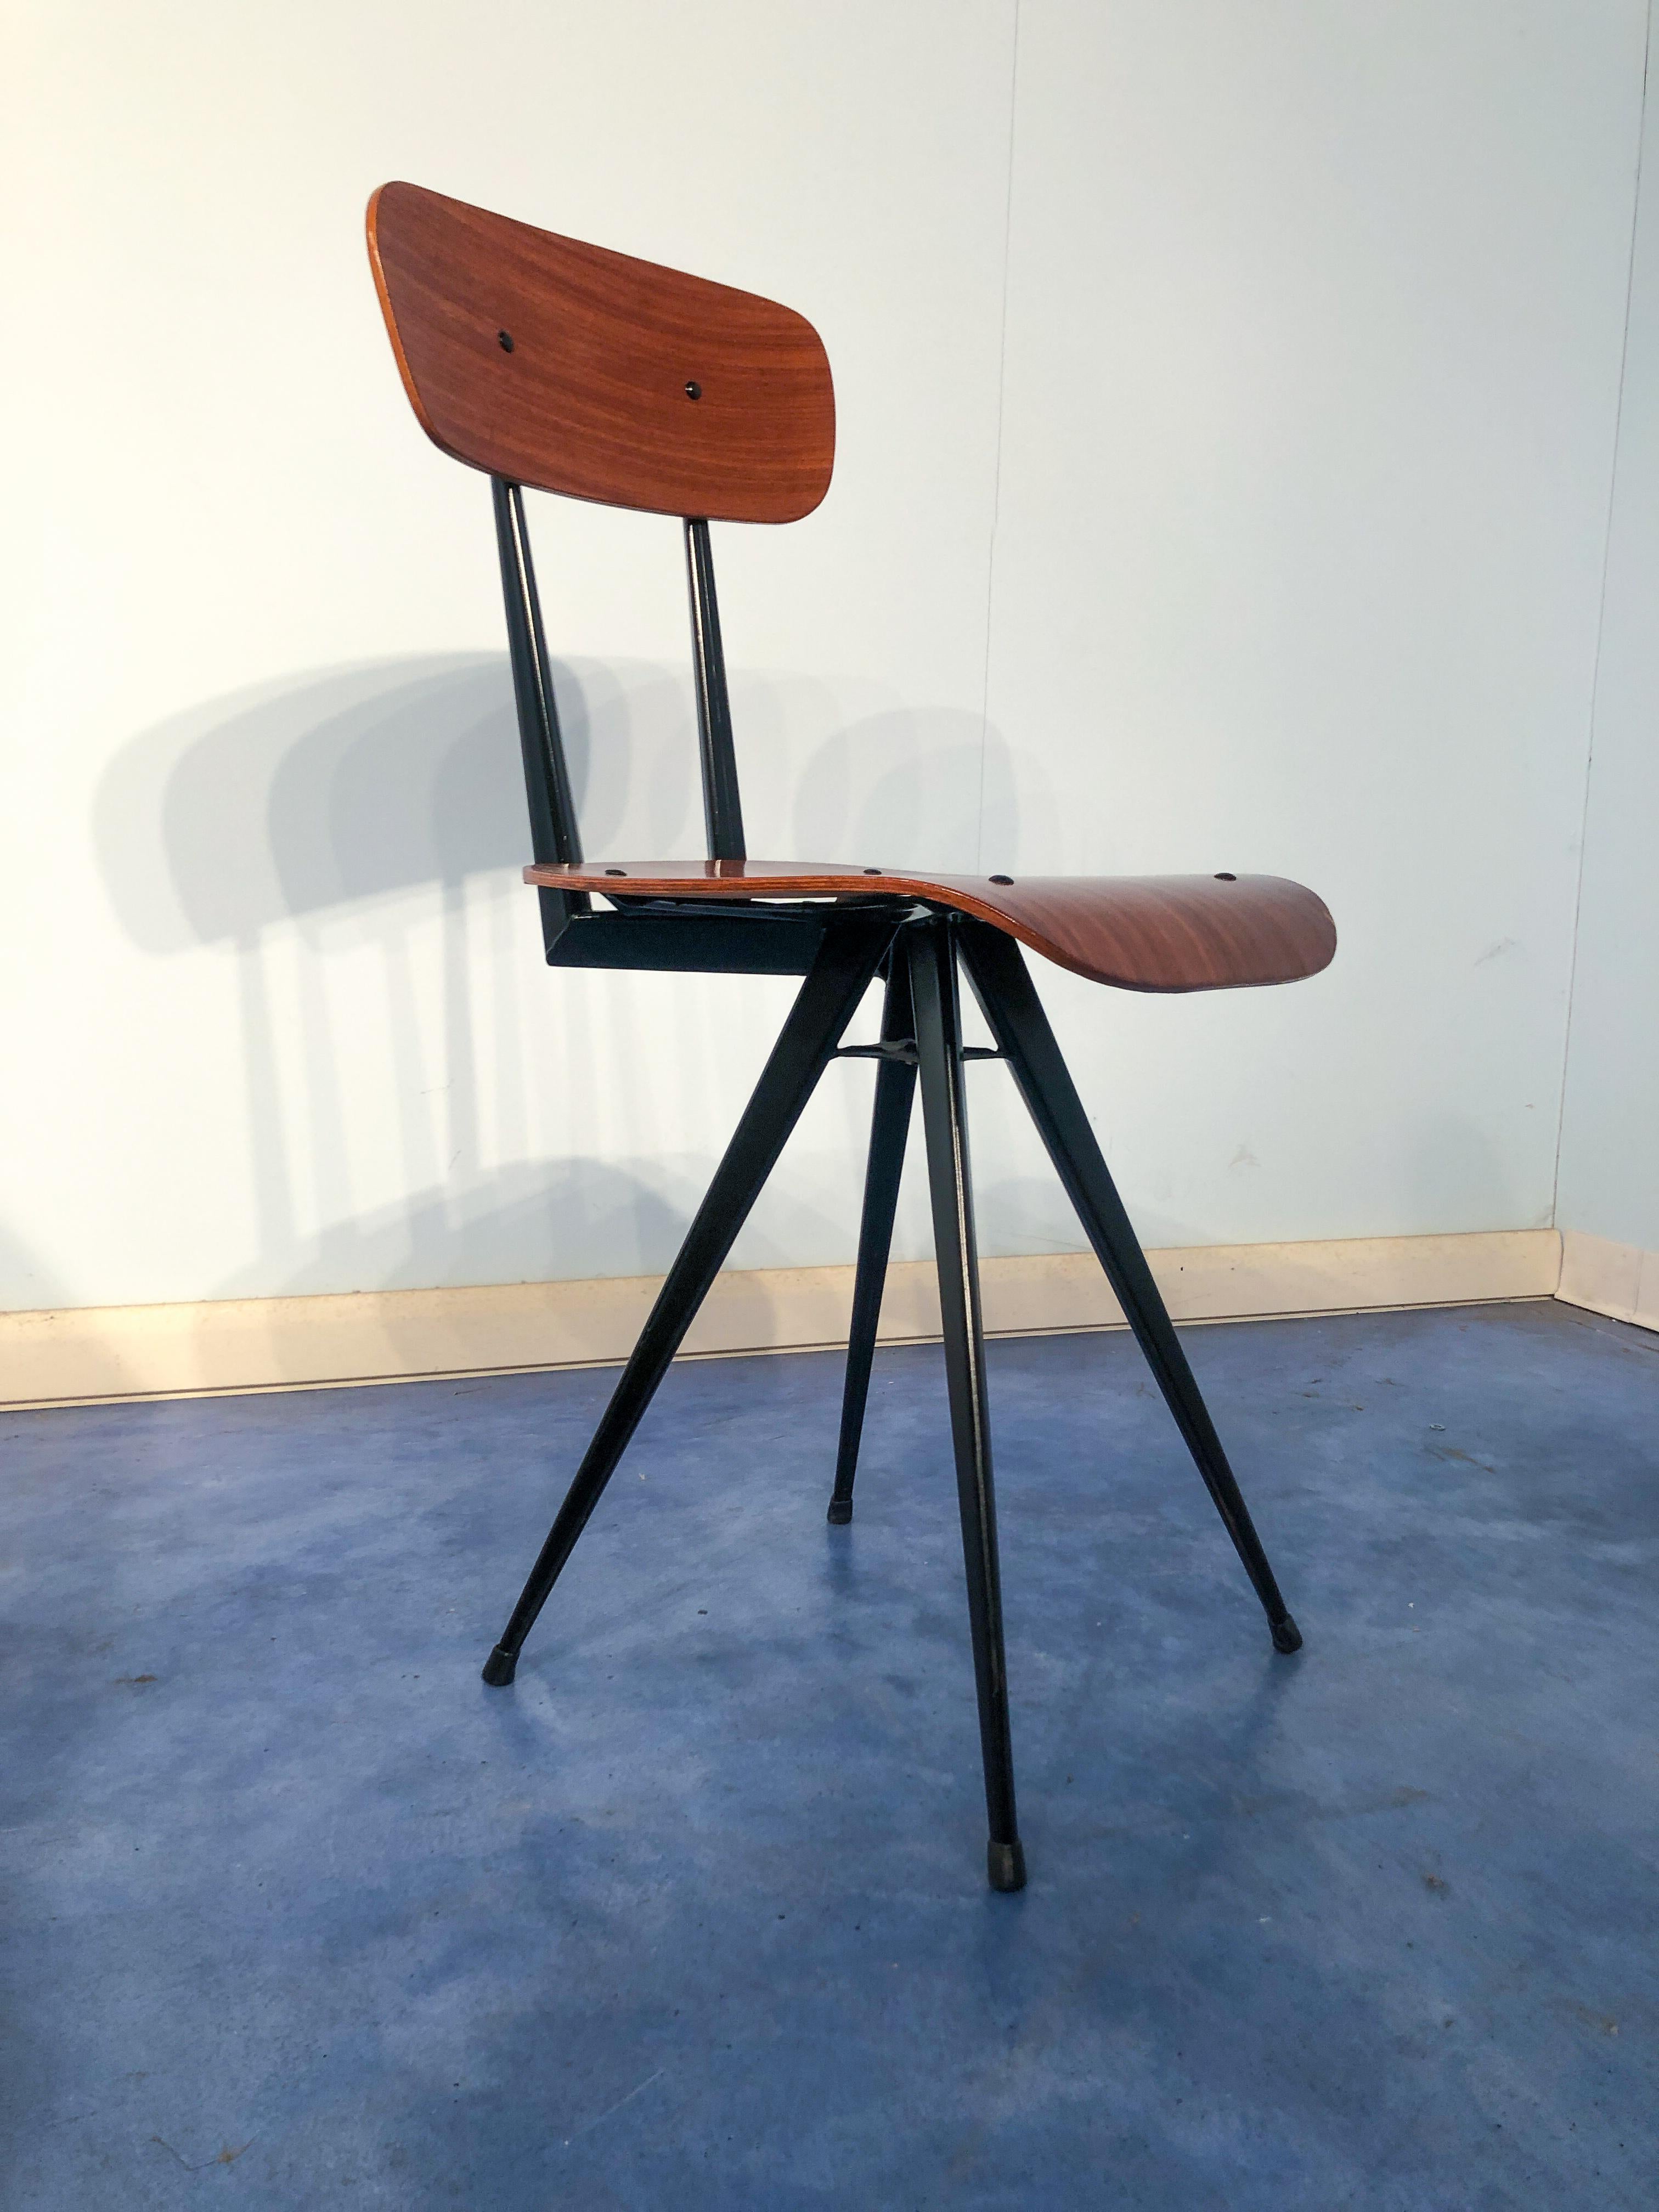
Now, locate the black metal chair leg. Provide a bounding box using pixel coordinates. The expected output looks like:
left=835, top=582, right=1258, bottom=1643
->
left=482, top=913, right=897, bottom=1686
left=828, top=957, right=917, bottom=1524
left=908, top=919, right=1026, bottom=1893
left=957, top=919, right=1302, bottom=1656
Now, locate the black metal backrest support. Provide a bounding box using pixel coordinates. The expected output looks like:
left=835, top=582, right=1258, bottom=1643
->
left=684, top=518, right=746, bottom=861
left=492, top=480, right=751, bottom=904
left=491, top=477, right=588, bottom=953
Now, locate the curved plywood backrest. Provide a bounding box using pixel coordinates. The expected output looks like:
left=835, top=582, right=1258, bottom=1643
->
left=366, top=182, right=836, bottom=524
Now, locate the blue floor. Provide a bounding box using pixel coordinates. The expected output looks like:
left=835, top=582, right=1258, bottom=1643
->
left=3, top=1298, right=1657, bottom=2208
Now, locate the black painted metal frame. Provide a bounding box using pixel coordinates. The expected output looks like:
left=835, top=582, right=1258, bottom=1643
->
left=479, top=482, right=1301, bottom=1892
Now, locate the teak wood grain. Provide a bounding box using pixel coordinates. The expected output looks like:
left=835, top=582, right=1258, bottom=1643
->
left=519, top=861, right=1338, bottom=994
left=367, top=183, right=835, bottom=523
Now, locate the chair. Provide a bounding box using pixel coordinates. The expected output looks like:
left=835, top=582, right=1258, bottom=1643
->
left=366, top=181, right=1336, bottom=1892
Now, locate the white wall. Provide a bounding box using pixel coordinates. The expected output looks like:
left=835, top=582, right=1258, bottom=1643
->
left=3, top=2, right=1648, bottom=1318
left=5, top=0, right=1017, bottom=1309
left=1558, top=0, right=1659, bottom=1259
left=981, top=1, right=1647, bottom=1258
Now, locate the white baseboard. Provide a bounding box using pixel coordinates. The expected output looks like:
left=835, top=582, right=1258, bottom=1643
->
left=1556, top=1229, right=1659, bottom=1331
left=0, top=1228, right=1563, bottom=1410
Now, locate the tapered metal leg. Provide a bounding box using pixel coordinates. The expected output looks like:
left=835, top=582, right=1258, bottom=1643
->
left=828, top=958, right=917, bottom=1524
left=958, top=920, right=1301, bottom=1655
left=909, top=919, right=1026, bottom=1892
left=482, top=914, right=896, bottom=1686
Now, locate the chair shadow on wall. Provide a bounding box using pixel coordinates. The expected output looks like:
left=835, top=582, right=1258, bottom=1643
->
left=92, top=653, right=1052, bottom=1306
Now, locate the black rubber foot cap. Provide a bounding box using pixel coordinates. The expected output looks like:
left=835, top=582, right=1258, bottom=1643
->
left=988, top=1838, right=1027, bottom=1892
left=1271, top=1614, right=1304, bottom=1655
left=481, top=1645, right=518, bottom=1686
left=826, top=1498, right=854, bottom=1525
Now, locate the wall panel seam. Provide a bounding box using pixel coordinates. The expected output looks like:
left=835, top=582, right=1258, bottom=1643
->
left=1551, top=0, right=1655, bottom=1229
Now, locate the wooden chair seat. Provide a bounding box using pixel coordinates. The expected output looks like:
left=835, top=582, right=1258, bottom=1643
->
left=523, top=859, right=1336, bottom=992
